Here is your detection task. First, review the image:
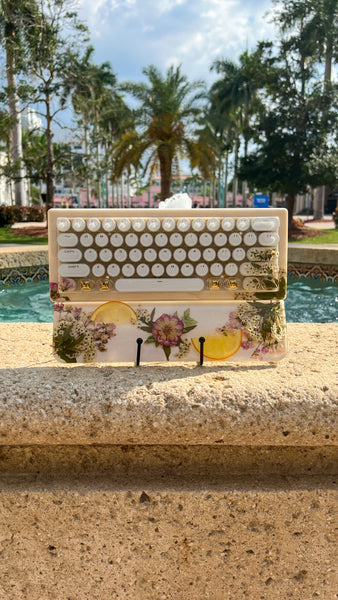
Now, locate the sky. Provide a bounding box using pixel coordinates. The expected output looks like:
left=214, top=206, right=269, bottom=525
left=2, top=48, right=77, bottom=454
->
left=76, top=0, right=279, bottom=85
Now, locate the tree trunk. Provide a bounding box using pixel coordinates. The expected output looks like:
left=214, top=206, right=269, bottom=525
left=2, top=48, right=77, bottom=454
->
left=287, top=193, right=296, bottom=232
left=159, top=149, right=172, bottom=201
left=45, top=94, right=55, bottom=213
left=6, top=43, right=26, bottom=207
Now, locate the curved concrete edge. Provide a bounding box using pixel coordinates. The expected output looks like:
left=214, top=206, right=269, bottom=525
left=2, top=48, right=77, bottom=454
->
left=0, top=323, right=337, bottom=447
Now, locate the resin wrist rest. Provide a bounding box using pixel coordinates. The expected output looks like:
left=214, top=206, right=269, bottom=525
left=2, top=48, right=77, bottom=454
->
left=53, top=300, right=287, bottom=364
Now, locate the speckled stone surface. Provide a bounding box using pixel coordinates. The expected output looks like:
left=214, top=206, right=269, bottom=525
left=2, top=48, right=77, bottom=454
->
left=0, top=323, right=337, bottom=446
left=0, top=246, right=48, bottom=268
left=288, top=244, right=338, bottom=265
left=0, top=323, right=337, bottom=599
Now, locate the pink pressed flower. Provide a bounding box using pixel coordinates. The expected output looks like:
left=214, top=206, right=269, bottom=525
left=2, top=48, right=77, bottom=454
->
left=152, top=313, right=184, bottom=347
left=50, top=282, right=58, bottom=292
left=54, top=303, right=64, bottom=312
left=59, top=278, right=75, bottom=292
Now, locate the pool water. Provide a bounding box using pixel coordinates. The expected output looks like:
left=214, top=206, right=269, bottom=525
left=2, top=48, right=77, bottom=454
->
left=0, top=277, right=337, bottom=323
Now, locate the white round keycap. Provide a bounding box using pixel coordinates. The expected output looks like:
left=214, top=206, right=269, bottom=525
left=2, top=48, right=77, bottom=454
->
left=162, top=218, right=175, bottom=232
left=114, top=248, right=127, bottom=262
left=140, top=233, right=153, bottom=247
left=58, top=233, right=78, bottom=247
left=129, top=248, right=142, bottom=262
left=92, top=263, right=105, bottom=277
left=225, top=263, right=238, bottom=276
left=243, top=232, right=257, bottom=246
left=72, top=218, right=85, bottom=232
left=259, top=232, right=279, bottom=246
left=125, top=233, right=138, bottom=247
left=95, top=233, right=108, bottom=247
left=210, top=263, right=223, bottom=276
left=159, top=248, right=172, bottom=262
left=166, top=263, right=179, bottom=277
left=110, top=233, right=123, bottom=247
left=107, top=264, right=120, bottom=277
left=152, top=263, right=165, bottom=277
left=136, top=263, right=150, bottom=277
left=192, top=218, right=205, bottom=232
left=207, top=217, right=220, bottom=232
left=117, top=218, right=131, bottom=232
left=102, top=218, right=115, bottom=232
left=122, top=264, right=135, bottom=277
left=80, top=233, right=93, bottom=247
left=170, top=233, right=183, bottom=247
left=99, top=248, right=113, bottom=262
left=222, top=218, right=235, bottom=231
left=177, top=218, right=190, bottom=232
left=173, top=248, right=186, bottom=262
left=214, top=232, right=227, bottom=247
left=57, top=218, right=70, bottom=232
left=181, top=263, right=194, bottom=277
left=147, top=218, right=161, bottom=232
left=236, top=217, right=250, bottom=231
left=195, top=263, right=208, bottom=276
left=132, top=218, right=146, bottom=232
left=203, top=248, right=216, bottom=262
left=229, top=232, right=242, bottom=246
left=188, top=248, right=201, bottom=262
left=184, top=233, right=198, bottom=247
left=155, top=233, right=168, bottom=247
left=84, top=248, right=97, bottom=262
left=217, top=247, right=231, bottom=261
left=232, top=247, right=246, bottom=261
left=87, top=218, right=100, bottom=232
left=144, top=248, right=157, bottom=262
left=199, top=232, right=212, bottom=247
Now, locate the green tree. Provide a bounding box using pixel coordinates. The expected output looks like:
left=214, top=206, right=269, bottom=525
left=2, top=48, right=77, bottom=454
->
left=238, top=36, right=333, bottom=229
left=272, top=0, right=338, bottom=218
left=24, top=0, right=88, bottom=210
left=112, top=64, right=206, bottom=201
left=0, top=0, right=38, bottom=205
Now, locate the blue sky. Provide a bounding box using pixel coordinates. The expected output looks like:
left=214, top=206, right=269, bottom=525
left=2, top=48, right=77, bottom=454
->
left=77, top=0, right=278, bottom=85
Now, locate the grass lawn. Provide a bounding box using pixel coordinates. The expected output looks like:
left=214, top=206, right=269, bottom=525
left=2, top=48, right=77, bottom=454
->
left=0, top=226, right=48, bottom=245
left=291, top=229, right=338, bottom=244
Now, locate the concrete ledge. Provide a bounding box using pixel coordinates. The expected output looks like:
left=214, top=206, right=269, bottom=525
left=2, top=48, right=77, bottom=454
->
left=0, top=323, right=337, bottom=599
left=288, top=243, right=338, bottom=265
left=0, top=245, right=48, bottom=269
left=0, top=323, right=337, bottom=447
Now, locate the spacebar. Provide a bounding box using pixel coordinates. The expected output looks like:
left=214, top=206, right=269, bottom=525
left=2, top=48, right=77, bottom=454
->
left=115, top=278, right=204, bottom=292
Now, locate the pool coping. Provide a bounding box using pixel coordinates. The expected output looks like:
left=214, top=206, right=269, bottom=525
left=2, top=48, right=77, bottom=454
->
left=0, top=244, right=337, bottom=285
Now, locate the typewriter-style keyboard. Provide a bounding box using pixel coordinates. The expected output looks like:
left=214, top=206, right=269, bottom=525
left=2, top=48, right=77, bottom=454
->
left=48, top=208, right=287, bottom=302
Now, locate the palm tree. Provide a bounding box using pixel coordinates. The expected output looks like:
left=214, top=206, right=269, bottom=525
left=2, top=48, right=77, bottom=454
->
left=210, top=52, right=259, bottom=206
left=63, top=46, right=123, bottom=207
left=112, top=64, right=206, bottom=201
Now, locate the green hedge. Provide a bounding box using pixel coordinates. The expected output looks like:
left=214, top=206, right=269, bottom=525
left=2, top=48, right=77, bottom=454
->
left=0, top=205, right=45, bottom=227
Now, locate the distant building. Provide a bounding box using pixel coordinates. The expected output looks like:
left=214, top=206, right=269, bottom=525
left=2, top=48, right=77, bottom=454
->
left=21, top=108, right=42, bottom=132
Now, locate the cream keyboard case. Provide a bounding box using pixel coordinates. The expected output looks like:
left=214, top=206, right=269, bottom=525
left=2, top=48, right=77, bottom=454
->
left=49, top=208, right=288, bottom=364
left=49, top=208, right=288, bottom=303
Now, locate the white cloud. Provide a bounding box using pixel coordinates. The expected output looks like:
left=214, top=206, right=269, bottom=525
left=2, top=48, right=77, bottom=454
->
left=75, top=0, right=278, bottom=83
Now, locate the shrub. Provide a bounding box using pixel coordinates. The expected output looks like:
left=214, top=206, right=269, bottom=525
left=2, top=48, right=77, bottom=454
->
left=0, top=205, right=45, bottom=227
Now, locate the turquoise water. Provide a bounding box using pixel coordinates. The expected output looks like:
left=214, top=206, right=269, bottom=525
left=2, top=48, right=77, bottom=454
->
left=0, top=276, right=337, bottom=323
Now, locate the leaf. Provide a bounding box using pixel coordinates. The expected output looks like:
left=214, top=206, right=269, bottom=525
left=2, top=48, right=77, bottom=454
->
left=139, top=325, right=153, bottom=333
left=182, top=309, right=198, bottom=330
left=144, top=335, right=155, bottom=344
left=149, top=307, right=156, bottom=322
left=163, top=345, right=171, bottom=361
